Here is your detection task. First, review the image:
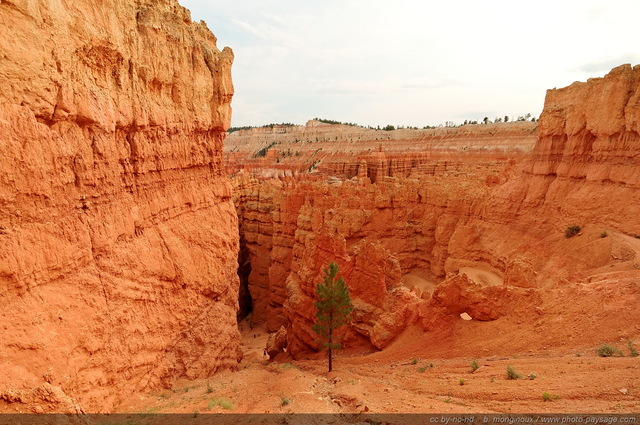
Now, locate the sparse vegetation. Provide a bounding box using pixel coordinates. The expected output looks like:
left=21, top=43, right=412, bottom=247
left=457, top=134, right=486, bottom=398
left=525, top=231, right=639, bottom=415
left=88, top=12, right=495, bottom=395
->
left=459, top=378, right=466, bottom=386
left=411, top=358, right=418, bottom=365
left=313, top=118, right=360, bottom=127
left=626, top=340, right=638, bottom=357
left=280, top=396, right=291, bottom=406
left=254, top=141, right=277, bottom=158
left=417, top=362, right=434, bottom=373
left=228, top=123, right=296, bottom=133
left=470, top=359, right=479, bottom=373
left=565, top=225, right=582, bottom=238
left=206, top=382, right=214, bottom=393
left=542, top=392, right=559, bottom=402
left=597, top=344, right=623, bottom=357
left=207, top=398, right=234, bottom=411
left=596, top=344, right=622, bottom=357
left=528, top=373, right=537, bottom=380
left=307, top=159, right=321, bottom=172
left=506, top=365, right=523, bottom=380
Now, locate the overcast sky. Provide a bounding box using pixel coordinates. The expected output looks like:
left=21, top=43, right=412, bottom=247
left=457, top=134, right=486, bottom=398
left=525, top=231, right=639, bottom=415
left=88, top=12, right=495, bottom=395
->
left=179, top=0, right=640, bottom=128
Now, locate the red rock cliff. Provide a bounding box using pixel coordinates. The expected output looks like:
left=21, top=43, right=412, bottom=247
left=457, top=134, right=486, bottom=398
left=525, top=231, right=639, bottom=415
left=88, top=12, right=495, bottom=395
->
left=231, top=65, right=640, bottom=358
left=0, top=0, right=238, bottom=412
left=519, top=64, right=640, bottom=232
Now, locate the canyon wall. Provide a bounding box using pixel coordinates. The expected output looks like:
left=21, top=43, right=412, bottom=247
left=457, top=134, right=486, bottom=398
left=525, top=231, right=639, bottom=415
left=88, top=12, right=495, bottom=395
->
left=230, top=122, right=539, bottom=345
left=0, top=0, right=239, bottom=412
left=225, top=120, right=537, bottom=180
left=230, top=65, right=640, bottom=357
left=519, top=64, right=640, bottom=232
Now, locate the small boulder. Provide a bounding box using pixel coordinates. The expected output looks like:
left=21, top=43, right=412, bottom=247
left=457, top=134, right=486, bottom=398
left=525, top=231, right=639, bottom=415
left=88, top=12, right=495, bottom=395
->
left=266, top=326, right=288, bottom=359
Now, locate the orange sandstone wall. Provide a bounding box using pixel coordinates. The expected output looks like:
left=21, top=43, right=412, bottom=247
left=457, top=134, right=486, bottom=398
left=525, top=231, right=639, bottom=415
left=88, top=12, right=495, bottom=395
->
left=0, top=0, right=239, bottom=412
left=231, top=65, right=640, bottom=357
left=520, top=64, right=640, bottom=232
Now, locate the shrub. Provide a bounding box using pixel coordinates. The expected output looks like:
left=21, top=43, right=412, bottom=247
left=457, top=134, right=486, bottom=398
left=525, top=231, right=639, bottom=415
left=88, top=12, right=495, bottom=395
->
left=206, top=382, right=214, bottom=393
left=565, top=225, right=582, bottom=238
left=600, top=231, right=608, bottom=238
left=626, top=340, right=638, bottom=357
left=506, top=365, right=523, bottom=380
left=597, top=344, right=623, bottom=357
left=528, top=373, right=537, bottom=380
left=417, top=366, right=427, bottom=373
left=459, top=378, right=466, bottom=386
left=207, top=398, right=234, bottom=411
left=470, top=360, right=479, bottom=373
left=281, top=396, right=291, bottom=406
left=411, top=358, right=418, bottom=365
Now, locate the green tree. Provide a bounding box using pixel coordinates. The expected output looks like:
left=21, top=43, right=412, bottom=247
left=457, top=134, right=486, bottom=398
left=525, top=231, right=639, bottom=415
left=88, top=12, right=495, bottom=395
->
left=312, top=262, right=353, bottom=372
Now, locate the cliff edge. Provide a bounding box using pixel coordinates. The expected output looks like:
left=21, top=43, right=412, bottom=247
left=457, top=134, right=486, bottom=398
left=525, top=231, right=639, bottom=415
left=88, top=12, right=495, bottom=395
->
left=0, top=0, right=239, bottom=412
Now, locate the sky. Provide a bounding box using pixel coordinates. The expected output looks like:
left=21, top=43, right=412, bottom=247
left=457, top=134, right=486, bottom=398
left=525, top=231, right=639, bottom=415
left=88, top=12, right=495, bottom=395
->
left=178, top=0, right=640, bottom=128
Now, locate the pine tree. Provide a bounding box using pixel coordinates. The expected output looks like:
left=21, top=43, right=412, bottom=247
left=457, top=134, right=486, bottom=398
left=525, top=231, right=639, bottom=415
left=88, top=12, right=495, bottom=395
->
left=311, top=262, right=353, bottom=372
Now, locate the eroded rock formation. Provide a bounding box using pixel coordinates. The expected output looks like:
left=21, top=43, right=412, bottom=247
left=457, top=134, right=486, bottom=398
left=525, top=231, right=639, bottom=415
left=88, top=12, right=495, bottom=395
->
left=230, top=128, right=536, bottom=355
left=0, top=0, right=238, bottom=412
left=226, top=120, right=537, bottom=181
left=230, top=65, right=640, bottom=359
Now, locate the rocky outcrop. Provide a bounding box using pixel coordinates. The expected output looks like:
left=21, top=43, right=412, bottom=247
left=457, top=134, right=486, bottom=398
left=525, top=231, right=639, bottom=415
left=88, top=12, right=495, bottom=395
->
left=230, top=65, right=640, bottom=359
left=266, top=326, right=288, bottom=359
left=519, top=64, right=640, bottom=233
left=0, top=0, right=238, bottom=412
left=232, top=172, right=510, bottom=348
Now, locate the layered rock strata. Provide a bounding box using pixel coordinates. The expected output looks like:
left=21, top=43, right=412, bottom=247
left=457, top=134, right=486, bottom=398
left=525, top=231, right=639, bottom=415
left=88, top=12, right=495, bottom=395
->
left=225, top=121, right=537, bottom=180
left=0, top=0, right=238, bottom=412
left=230, top=65, right=640, bottom=357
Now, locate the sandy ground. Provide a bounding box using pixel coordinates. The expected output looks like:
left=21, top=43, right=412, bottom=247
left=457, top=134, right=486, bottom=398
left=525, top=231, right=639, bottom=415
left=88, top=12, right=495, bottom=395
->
left=116, top=320, right=640, bottom=415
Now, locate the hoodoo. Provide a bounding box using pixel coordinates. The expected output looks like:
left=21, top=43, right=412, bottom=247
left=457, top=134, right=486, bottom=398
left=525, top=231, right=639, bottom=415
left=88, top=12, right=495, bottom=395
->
left=228, top=65, right=640, bottom=360
left=2, top=0, right=640, bottom=415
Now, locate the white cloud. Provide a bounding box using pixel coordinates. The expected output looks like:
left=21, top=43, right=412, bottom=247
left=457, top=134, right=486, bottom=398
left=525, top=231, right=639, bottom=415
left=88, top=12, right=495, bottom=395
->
left=230, top=18, right=302, bottom=49
left=579, top=55, right=640, bottom=74
left=179, top=0, right=640, bottom=127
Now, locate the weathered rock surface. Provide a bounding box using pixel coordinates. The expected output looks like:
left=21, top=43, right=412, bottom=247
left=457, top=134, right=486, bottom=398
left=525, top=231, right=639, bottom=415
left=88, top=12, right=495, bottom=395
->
left=225, top=120, right=537, bottom=181
left=0, top=0, right=238, bottom=412
left=229, top=65, right=640, bottom=359
left=521, top=64, right=640, bottom=232
left=266, top=326, right=288, bottom=359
